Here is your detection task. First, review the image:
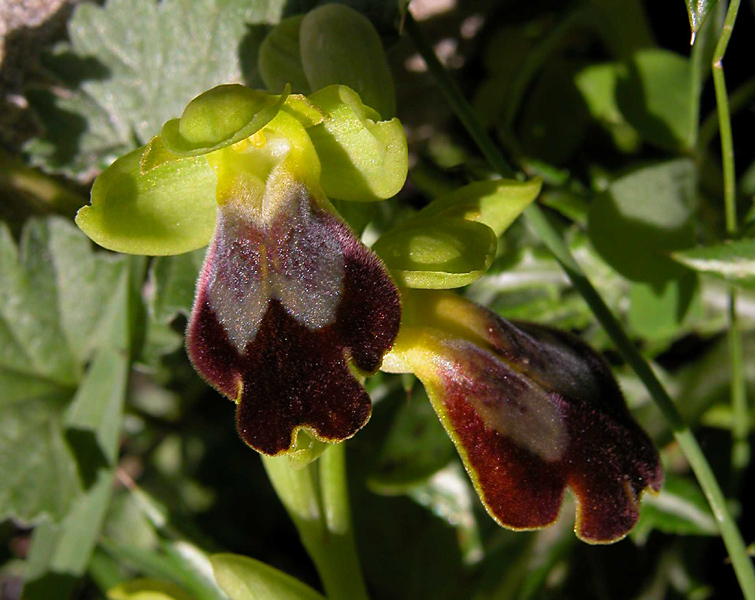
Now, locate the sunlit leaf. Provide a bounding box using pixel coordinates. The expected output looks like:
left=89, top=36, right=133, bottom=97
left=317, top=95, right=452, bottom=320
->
left=107, top=578, right=194, bottom=600
left=616, top=49, right=695, bottom=151
left=673, top=238, right=755, bottom=288
left=0, top=218, right=129, bottom=524
left=588, top=159, right=697, bottom=284
left=211, top=554, right=326, bottom=600
left=685, top=0, right=720, bottom=43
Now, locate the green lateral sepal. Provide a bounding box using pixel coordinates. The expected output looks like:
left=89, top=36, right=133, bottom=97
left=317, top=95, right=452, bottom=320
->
left=373, top=217, right=497, bottom=289
left=76, top=146, right=216, bottom=256
left=417, top=177, right=542, bottom=236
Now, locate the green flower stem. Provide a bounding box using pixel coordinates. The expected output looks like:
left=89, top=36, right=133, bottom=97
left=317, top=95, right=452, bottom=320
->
left=404, top=13, right=755, bottom=599
left=711, top=0, right=749, bottom=478
left=262, top=444, right=370, bottom=600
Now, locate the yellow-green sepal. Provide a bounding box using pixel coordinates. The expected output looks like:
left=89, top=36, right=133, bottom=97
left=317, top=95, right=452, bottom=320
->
left=161, top=84, right=289, bottom=157
left=282, top=94, right=325, bottom=129
left=307, top=85, right=407, bottom=202
left=418, top=177, right=542, bottom=236
left=373, top=217, right=497, bottom=289
left=76, top=145, right=216, bottom=256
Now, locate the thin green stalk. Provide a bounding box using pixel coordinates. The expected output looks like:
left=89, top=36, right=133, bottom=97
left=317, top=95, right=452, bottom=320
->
left=711, top=0, right=750, bottom=475
left=404, top=13, right=755, bottom=599
left=263, top=445, right=370, bottom=600
left=699, top=78, right=755, bottom=151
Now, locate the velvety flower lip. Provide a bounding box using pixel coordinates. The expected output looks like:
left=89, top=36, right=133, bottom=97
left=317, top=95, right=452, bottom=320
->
left=187, top=153, right=401, bottom=456
left=382, top=290, right=663, bottom=543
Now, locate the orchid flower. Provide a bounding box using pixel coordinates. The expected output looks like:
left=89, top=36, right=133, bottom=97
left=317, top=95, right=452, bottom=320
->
left=77, top=83, right=407, bottom=455
left=381, top=290, right=663, bottom=543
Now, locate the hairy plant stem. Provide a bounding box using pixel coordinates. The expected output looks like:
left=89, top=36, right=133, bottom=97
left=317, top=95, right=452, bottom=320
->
left=711, top=0, right=750, bottom=479
left=262, top=444, right=369, bottom=600
left=404, top=13, right=755, bottom=599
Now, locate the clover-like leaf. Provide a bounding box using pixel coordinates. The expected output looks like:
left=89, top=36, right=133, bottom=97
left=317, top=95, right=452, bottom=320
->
left=382, top=290, right=663, bottom=543
left=588, top=159, right=697, bottom=284
left=307, top=85, right=408, bottom=202
left=260, top=4, right=396, bottom=119
left=259, top=15, right=311, bottom=94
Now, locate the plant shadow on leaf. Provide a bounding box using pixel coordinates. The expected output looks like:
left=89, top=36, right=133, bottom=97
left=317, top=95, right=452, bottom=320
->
left=615, top=52, right=692, bottom=152
left=24, top=89, right=95, bottom=173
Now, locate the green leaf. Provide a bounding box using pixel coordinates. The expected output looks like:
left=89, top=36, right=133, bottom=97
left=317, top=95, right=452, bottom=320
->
left=588, top=159, right=697, bottom=284
left=373, top=218, right=497, bottom=289
left=300, top=4, right=395, bottom=119
left=76, top=146, right=216, bottom=256
left=627, top=274, right=701, bottom=340
left=150, top=250, right=206, bottom=322
left=307, top=85, right=408, bottom=202
left=368, top=386, right=455, bottom=490
left=0, top=218, right=129, bottom=524
left=211, top=554, right=326, bottom=600
left=616, top=49, right=695, bottom=151
left=259, top=15, right=310, bottom=94
left=25, top=0, right=296, bottom=176
left=633, top=474, right=718, bottom=542
left=405, top=463, right=483, bottom=566
left=24, top=255, right=136, bottom=600
left=413, top=177, right=542, bottom=237
left=574, top=63, right=641, bottom=152
left=685, top=0, right=720, bottom=43
left=107, top=578, right=194, bottom=600
left=517, top=60, right=591, bottom=165
left=672, top=238, right=755, bottom=288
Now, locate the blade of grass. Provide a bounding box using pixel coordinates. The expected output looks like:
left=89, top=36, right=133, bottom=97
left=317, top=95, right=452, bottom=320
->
left=403, top=13, right=755, bottom=599
left=710, top=0, right=750, bottom=478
